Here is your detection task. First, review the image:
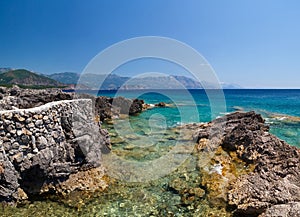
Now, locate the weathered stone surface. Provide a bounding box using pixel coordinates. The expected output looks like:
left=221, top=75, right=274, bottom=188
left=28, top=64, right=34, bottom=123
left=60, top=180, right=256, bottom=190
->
left=0, top=99, right=110, bottom=203
left=95, top=96, right=144, bottom=121
left=259, top=202, right=300, bottom=217
left=0, top=149, right=20, bottom=202
left=194, top=111, right=300, bottom=216
left=0, top=88, right=146, bottom=123
left=0, top=88, right=73, bottom=110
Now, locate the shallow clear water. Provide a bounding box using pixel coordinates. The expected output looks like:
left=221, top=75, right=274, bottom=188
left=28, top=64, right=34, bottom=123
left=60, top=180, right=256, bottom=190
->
left=99, top=89, right=300, bottom=147
left=2, top=89, right=299, bottom=216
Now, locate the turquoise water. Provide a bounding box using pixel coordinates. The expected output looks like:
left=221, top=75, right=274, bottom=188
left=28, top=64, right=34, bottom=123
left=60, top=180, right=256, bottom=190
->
left=97, top=89, right=300, bottom=147
left=3, top=89, right=299, bottom=216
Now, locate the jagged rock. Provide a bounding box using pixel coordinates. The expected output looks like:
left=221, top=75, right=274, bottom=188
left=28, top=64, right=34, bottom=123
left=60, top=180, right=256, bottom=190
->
left=0, top=88, right=146, bottom=122
left=0, top=99, right=110, bottom=203
left=155, top=102, right=166, bottom=107
left=194, top=111, right=300, bottom=216
left=259, top=202, right=300, bottom=217
left=129, top=98, right=144, bottom=115
left=0, top=88, right=145, bottom=205
left=0, top=149, right=20, bottom=202
left=95, top=96, right=144, bottom=121
left=0, top=88, right=73, bottom=110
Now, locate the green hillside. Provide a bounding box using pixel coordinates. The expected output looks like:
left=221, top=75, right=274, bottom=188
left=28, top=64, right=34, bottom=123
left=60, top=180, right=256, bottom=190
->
left=0, top=69, right=63, bottom=88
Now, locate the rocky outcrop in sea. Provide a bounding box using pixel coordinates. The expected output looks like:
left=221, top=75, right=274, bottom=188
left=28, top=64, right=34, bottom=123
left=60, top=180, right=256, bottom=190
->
left=194, top=111, right=300, bottom=216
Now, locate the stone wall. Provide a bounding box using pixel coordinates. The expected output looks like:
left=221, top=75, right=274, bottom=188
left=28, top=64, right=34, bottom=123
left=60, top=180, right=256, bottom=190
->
left=0, top=99, right=109, bottom=203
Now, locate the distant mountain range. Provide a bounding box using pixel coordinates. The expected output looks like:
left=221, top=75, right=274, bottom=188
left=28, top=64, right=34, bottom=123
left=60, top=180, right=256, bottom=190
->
left=48, top=72, right=242, bottom=89
left=0, top=68, right=242, bottom=89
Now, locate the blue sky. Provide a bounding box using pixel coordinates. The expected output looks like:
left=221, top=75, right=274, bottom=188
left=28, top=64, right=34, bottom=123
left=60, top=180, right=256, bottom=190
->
left=0, top=0, right=299, bottom=88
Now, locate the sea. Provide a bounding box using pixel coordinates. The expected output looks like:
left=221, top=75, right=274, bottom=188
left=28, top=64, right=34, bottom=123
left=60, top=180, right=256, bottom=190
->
left=3, top=89, right=299, bottom=216
left=98, top=89, right=300, bottom=148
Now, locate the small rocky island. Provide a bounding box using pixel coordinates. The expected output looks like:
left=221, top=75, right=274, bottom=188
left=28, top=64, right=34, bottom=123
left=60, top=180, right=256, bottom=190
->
left=0, top=87, right=299, bottom=217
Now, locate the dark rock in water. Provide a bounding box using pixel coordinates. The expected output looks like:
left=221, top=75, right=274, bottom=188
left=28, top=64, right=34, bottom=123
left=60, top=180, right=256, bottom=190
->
left=130, top=99, right=144, bottom=115
left=111, top=97, right=144, bottom=115
left=194, top=111, right=300, bottom=216
left=155, top=102, right=166, bottom=107
left=95, top=96, right=116, bottom=121
left=95, top=96, right=144, bottom=121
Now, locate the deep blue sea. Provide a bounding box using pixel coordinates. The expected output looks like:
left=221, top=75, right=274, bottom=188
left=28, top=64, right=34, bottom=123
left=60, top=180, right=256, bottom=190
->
left=93, top=89, right=300, bottom=147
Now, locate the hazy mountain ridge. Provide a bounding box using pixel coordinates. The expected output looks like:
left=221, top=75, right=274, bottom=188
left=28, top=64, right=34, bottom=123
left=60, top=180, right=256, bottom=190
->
left=47, top=72, right=234, bottom=89
left=48, top=72, right=80, bottom=84
left=0, top=69, right=242, bottom=89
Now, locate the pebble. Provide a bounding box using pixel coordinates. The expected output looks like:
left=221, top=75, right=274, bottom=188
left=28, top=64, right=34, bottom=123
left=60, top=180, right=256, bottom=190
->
left=14, top=115, right=25, bottom=122
left=12, top=142, right=19, bottom=149
left=25, top=117, right=32, bottom=124
left=35, top=120, right=43, bottom=127
left=37, top=136, right=47, bottom=149
left=12, top=152, right=23, bottom=163
left=31, top=135, right=36, bottom=145
left=27, top=122, right=35, bottom=128
left=10, top=129, right=16, bottom=134
left=15, top=122, right=23, bottom=129
left=51, top=131, right=59, bottom=139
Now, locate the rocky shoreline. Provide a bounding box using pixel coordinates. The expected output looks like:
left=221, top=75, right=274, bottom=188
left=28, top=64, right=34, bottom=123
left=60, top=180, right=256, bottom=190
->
left=193, top=111, right=300, bottom=216
left=0, top=87, right=145, bottom=204
left=0, top=87, right=299, bottom=217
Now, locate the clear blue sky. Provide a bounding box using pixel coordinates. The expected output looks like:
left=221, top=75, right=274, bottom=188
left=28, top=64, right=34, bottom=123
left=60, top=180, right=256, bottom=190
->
left=0, top=0, right=299, bottom=88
